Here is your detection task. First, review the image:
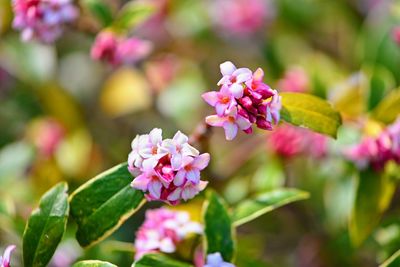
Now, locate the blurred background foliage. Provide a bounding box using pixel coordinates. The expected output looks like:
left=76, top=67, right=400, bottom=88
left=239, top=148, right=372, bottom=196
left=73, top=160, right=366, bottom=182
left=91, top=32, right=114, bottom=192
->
left=1, top=0, right=400, bottom=266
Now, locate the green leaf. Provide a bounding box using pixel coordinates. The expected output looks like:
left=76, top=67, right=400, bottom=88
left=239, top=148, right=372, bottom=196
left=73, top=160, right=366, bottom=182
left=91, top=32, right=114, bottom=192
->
left=232, top=188, right=309, bottom=227
left=23, top=182, right=69, bottom=267
left=83, top=0, right=114, bottom=27
left=280, top=92, right=342, bottom=138
left=203, top=190, right=235, bottom=262
left=72, top=260, right=118, bottom=267
left=380, top=249, right=400, bottom=267
left=371, top=89, right=400, bottom=125
left=69, top=163, right=145, bottom=247
left=112, top=2, right=155, bottom=32
left=349, top=169, right=395, bottom=246
left=133, top=253, right=193, bottom=267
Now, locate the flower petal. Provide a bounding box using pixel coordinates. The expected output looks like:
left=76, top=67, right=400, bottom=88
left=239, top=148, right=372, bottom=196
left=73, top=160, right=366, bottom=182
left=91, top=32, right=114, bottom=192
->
left=223, top=122, right=238, bottom=140
left=186, top=169, right=200, bottom=184
left=202, top=91, right=219, bottom=107
left=173, top=131, right=188, bottom=145
left=131, top=174, right=150, bottom=191
left=236, top=115, right=252, bottom=130
left=148, top=180, right=162, bottom=199
left=229, top=83, right=244, bottom=98
left=220, top=61, right=236, bottom=75
left=193, top=153, right=210, bottom=170
left=205, top=115, right=226, bottom=127
left=174, top=170, right=186, bottom=186
left=167, top=187, right=182, bottom=201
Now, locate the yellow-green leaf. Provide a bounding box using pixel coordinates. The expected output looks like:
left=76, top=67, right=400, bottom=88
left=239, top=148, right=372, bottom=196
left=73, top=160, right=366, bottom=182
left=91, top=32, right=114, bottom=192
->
left=280, top=92, right=342, bottom=138
left=112, top=2, right=155, bottom=32
left=133, top=253, right=193, bottom=267
left=380, top=249, right=400, bottom=267
left=371, top=89, right=400, bottom=125
left=72, top=260, right=117, bottom=267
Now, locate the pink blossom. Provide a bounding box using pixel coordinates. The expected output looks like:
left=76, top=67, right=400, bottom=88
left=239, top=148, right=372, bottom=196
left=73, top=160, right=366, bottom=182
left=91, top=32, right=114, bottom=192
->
left=12, top=0, right=78, bottom=43
left=0, top=245, right=16, bottom=267
left=28, top=118, right=65, bottom=157
left=203, top=61, right=281, bottom=140
left=345, top=118, right=400, bottom=171
left=134, top=208, right=203, bottom=260
left=204, top=252, right=235, bottom=267
left=211, top=0, right=269, bottom=36
left=268, top=124, right=327, bottom=158
left=277, top=67, right=309, bottom=93
left=91, top=31, right=152, bottom=66
left=128, top=129, right=210, bottom=204
left=393, top=26, right=400, bottom=46
left=206, top=107, right=251, bottom=140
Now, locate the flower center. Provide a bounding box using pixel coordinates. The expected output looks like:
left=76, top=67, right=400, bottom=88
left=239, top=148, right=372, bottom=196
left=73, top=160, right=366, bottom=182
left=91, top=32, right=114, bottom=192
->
left=228, top=116, right=236, bottom=123
left=221, top=96, right=230, bottom=104
left=230, top=76, right=237, bottom=83
left=152, top=147, right=158, bottom=155
left=184, top=165, right=192, bottom=171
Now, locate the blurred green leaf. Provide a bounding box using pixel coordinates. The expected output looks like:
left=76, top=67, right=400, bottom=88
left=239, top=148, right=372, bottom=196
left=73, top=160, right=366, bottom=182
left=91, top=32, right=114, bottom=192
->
left=72, top=260, right=117, bottom=267
left=203, top=190, right=235, bottom=262
left=280, top=92, right=342, bottom=138
left=232, top=188, right=309, bottom=227
left=83, top=0, right=114, bottom=27
left=350, top=169, right=396, bottom=246
left=371, top=89, right=400, bottom=124
left=133, top=253, right=193, bottom=267
left=112, top=2, right=155, bottom=32
left=69, top=163, right=145, bottom=247
left=380, top=249, right=400, bottom=267
left=23, top=182, right=69, bottom=267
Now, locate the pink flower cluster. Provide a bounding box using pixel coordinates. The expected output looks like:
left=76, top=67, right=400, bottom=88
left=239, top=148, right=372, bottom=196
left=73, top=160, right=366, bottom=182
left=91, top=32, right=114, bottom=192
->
left=267, top=124, right=327, bottom=158
left=345, top=118, right=400, bottom=171
left=202, top=61, right=281, bottom=140
left=128, top=129, right=210, bottom=205
left=211, top=0, right=269, bottom=36
left=12, top=0, right=78, bottom=43
left=134, top=208, right=203, bottom=260
left=0, top=245, right=15, bottom=267
left=91, top=31, right=152, bottom=66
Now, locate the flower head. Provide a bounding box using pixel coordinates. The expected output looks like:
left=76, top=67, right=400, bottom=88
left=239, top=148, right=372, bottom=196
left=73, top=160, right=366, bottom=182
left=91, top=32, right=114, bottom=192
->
left=204, top=252, right=235, bottom=267
left=12, top=0, right=78, bottom=43
left=91, top=31, right=152, bottom=66
left=345, top=118, right=400, bottom=171
left=203, top=61, right=281, bottom=140
left=128, top=129, right=210, bottom=204
left=0, top=245, right=16, bottom=267
left=134, top=208, right=203, bottom=260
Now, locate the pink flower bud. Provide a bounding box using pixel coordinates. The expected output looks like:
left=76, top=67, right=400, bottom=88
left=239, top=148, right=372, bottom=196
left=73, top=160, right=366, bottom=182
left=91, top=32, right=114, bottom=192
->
left=0, top=245, right=16, bottom=267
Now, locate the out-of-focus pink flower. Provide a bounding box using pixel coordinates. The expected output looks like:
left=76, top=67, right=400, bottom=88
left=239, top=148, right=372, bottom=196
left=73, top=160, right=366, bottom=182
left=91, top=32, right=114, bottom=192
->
left=91, top=31, right=152, bottom=66
left=0, top=245, right=16, bottom=267
left=204, top=252, right=235, bottom=267
left=392, top=26, right=400, bottom=46
left=12, top=0, right=78, bottom=43
left=145, top=55, right=180, bottom=93
left=203, top=61, right=281, bottom=140
left=128, top=129, right=210, bottom=204
left=268, top=124, right=327, bottom=158
left=134, top=208, right=203, bottom=260
left=211, top=0, right=269, bottom=36
left=345, top=118, right=400, bottom=171
left=29, top=118, right=65, bottom=157
left=277, top=68, right=309, bottom=93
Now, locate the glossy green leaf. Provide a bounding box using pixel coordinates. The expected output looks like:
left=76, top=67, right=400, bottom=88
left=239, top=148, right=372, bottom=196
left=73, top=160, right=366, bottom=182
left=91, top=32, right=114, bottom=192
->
left=70, top=163, right=145, bottom=247
left=349, top=169, right=395, bottom=246
left=112, top=2, right=155, bottom=32
left=23, top=182, right=69, bottom=267
left=232, top=188, right=309, bottom=227
left=380, top=249, right=400, bottom=267
left=83, top=0, right=114, bottom=27
left=72, top=260, right=117, bottom=267
left=133, top=253, right=193, bottom=267
left=280, top=92, right=342, bottom=138
left=371, top=89, right=400, bottom=125
left=203, top=190, right=235, bottom=262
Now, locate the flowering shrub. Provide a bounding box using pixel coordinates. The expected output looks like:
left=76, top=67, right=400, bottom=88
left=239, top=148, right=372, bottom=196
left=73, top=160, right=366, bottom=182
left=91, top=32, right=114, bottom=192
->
left=2, top=1, right=400, bottom=267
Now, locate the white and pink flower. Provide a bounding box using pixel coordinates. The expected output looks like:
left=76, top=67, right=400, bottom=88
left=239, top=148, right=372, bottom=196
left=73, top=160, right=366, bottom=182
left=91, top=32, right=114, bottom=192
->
left=128, top=129, right=210, bottom=204
left=134, top=208, right=203, bottom=260
left=203, top=61, right=281, bottom=140
left=204, top=252, right=235, bottom=267
left=0, top=245, right=16, bottom=267
left=91, top=31, right=152, bottom=66
left=12, top=0, right=78, bottom=43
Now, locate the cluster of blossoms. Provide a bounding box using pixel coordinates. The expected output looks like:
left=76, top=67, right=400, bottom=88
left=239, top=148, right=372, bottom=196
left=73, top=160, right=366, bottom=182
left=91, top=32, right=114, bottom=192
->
left=0, top=245, right=15, bottom=267
left=128, top=129, right=210, bottom=204
left=267, top=124, right=327, bottom=159
left=12, top=0, right=78, bottom=43
left=202, top=61, right=281, bottom=140
left=134, top=208, right=203, bottom=260
left=211, top=0, right=270, bottom=36
left=345, top=118, right=400, bottom=171
left=91, top=31, right=152, bottom=66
